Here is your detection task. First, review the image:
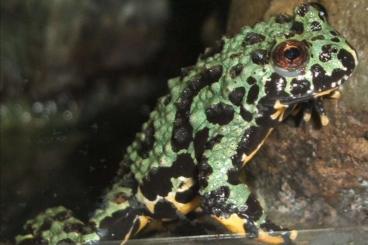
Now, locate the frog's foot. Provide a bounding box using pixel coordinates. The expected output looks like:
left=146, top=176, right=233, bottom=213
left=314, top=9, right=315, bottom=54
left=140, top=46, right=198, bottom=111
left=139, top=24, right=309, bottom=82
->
left=91, top=183, right=151, bottom=244
left=292, top=98, right=329, bottom=127
left=212, top=213, right=297, bottom=244
left=94, top=207, right=150, bottom=244
left=16, top=206, right=99, bottom=245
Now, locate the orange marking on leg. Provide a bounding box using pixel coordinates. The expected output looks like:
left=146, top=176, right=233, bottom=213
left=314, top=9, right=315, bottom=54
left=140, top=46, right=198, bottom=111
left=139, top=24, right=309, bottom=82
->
left=241, top=129, right=273, bottom=166
left=166, top=193, right=200, bottom=215
left=212, top=214, right=246, bottom=234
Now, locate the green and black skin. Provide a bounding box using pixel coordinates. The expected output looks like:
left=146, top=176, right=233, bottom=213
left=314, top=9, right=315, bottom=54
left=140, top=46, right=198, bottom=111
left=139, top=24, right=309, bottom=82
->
left=16, top=4, right=358, bottom=245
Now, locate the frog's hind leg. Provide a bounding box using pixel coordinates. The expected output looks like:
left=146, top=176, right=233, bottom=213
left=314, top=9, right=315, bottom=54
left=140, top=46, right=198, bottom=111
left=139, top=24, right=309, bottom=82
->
left=197, top=129, right=297, bottom=244
left=203, top=188, right=297, bottom=244
left=91, top=175, right=151, bottom=244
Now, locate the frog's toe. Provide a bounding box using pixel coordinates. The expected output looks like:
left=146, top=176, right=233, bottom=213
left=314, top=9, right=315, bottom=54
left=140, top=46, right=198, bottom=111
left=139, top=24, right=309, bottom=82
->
left=258, top=229, right=298, bottom=245
left=16, top=206, right=99, bottom=245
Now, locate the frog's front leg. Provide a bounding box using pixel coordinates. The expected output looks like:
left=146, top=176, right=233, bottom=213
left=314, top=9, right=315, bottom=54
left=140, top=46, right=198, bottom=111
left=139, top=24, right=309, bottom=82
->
left=197, top=121, right=297, bottom=244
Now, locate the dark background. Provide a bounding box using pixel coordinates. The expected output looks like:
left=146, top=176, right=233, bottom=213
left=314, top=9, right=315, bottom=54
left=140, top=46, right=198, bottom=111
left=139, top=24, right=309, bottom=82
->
left=0, top=0, right=229, bottom=242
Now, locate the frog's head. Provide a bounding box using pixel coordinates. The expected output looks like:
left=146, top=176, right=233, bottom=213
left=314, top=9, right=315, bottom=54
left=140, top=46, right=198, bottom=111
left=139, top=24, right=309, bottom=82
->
left=254, top=3, right=358, bottom=106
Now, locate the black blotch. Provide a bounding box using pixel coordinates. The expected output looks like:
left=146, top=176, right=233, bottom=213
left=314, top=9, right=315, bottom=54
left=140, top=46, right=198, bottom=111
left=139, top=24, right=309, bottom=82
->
left=296, top=4, right=309, bottom=16
left=175, top=184, right=198, bottom=204
left=290, top=21, right=304, bottom=34
left=244, top=194, right=263, bottom=221
left=246, top=85, right=259, bottom=104
left=275, top=14, right=291, bottom=24
left=63, top=222, right=87, bottom=234
left=200, top=40, right=224, bottom=60
left=311, top=35, right=325, bottom=41
left=228, top=87, right=245, bottom=106
left=230, top=64, right=244, bottom=79
left=302, top=39, right=312, bottom=48
left=227, top=168, right=241, bottom=185
left=330, top=31, right=338, bottom=36
left=230, top=52, right=242, bottom=59
left=137, top=121, right=155, bottom=159
left=99, top=208, right=139, bottom=240
left=265, top=73, right=287, bottom=97
left=39, top=219, right=52, bottom=232
left=206, top=102, right=234, bottom=125
left=331, top=37, right=340, bottom=42
left=202, top=186, right=236, bottom=217
left=172, top=65, right=223, bottom=152
left=243, top=32, right=265, bottom=46
left=153, top=200, right=178, bottom=219
left=54, top=210, right=70, bottom=221
left=310, top=21, right=322, bottom=31
left=231, top=125, right=271, bottom=168
left=140, top=153, right=196, bottom=201
left=194, top=128, right=209, bottom=162
left=240, top=106, right=253, bottom=122
left=197, top=159, right=213, bottom=189
left=205, top=134, right=224, bottom=150
left=197, top=133, right=222, bottom=188
left=311, top=64, right=344, bottom=91
left=251, top=49, right=269, bottom=65
left=337, top=49, right=355, bottom=72
left=246, top=76, right=256, bottom=85
left=319, top=44, right=337, bottom=62
left=284, top=32, right=295, bottom=39
left=290, top=79, right=311, bottom=96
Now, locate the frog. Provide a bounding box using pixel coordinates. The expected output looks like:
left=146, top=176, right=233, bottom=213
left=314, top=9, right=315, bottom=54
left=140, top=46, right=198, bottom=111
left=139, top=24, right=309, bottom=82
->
left=16, top=3, right=357, bottom=245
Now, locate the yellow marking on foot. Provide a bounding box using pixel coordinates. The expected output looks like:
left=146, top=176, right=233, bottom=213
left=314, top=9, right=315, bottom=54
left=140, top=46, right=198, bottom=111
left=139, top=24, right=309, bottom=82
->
left=136, top=216, right=150, bottom=234
left=273, top=100, right=289, bottom=109
left=314, top=88, right=338, bottom=98
left=212, top=214, right=246, bottom=234
left=271, top=107, right=286, bottom=121
left=320, top=115, right=329, bottom=126
left=241, top=129, right=273, bottom=165
left=303, top=111, right=311, bottom=122
left=329, top=90, right=341, bottom=99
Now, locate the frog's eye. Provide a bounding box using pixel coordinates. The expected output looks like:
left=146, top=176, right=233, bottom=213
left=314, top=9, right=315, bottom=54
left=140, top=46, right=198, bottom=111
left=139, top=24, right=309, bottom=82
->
left=272, top=40, right=309, bottom=77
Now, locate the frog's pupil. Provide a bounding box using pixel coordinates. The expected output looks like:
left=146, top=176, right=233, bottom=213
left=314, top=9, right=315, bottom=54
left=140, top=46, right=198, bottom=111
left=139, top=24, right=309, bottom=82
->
left=284, top=47, right=300, bottom=60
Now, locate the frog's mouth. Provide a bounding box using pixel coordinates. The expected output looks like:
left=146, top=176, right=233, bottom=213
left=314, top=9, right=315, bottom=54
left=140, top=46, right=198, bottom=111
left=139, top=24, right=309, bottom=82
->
left=263, top=84, right=344, bottom=109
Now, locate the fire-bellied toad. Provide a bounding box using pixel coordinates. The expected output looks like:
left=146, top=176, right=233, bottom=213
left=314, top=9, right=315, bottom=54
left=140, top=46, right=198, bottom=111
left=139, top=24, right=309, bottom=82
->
left=16, top=3, right=358, bottom=245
